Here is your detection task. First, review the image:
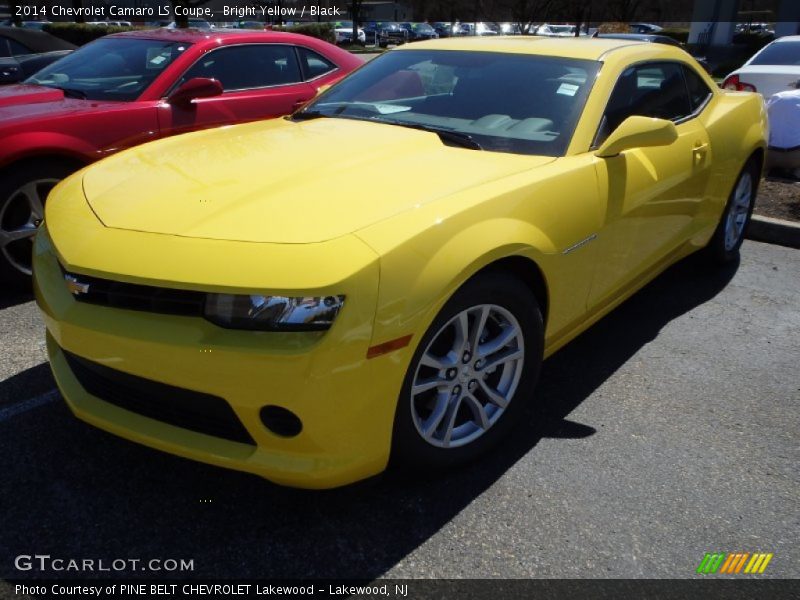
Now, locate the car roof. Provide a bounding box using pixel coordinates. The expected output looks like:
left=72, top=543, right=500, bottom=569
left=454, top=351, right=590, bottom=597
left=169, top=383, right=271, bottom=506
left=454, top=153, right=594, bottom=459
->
left=0, top=25, right=76, bottom=51
left=397, top=35, right=658, bottom=61
left=106, top=27, right=300, bottom=44
left=773, top=35, right=800, bottom=42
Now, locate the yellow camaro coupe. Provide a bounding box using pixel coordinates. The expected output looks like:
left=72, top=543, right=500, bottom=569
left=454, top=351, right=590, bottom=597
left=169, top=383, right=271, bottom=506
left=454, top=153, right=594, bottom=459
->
left=35, top=37, right=767, bottom=488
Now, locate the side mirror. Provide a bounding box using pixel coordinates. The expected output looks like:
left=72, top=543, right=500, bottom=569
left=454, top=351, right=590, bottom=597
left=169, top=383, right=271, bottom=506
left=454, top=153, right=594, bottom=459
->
left=167, top=77, right=223, bottom=106
left=595, top=116, right=678, bottom=158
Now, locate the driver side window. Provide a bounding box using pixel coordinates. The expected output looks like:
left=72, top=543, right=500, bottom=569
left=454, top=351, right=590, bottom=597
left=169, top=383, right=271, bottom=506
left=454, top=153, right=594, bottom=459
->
left=178, top=44, right=302, bottom=92
left=595, top=62, right=693, bottom=146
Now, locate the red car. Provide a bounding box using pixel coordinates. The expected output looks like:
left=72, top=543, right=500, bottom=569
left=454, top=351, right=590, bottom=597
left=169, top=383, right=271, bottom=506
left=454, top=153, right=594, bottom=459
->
left=0, top=28, right=362, bottom=286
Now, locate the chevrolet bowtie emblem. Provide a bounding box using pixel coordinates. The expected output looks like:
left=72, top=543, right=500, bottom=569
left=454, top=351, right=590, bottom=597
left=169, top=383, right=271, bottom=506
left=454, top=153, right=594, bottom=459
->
left=64, top=274, right=90, bottom=295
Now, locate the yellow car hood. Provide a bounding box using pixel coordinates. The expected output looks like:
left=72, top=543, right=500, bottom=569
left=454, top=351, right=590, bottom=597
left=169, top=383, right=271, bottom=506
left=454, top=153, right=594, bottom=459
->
left=82, top=118, right=553, bottom=244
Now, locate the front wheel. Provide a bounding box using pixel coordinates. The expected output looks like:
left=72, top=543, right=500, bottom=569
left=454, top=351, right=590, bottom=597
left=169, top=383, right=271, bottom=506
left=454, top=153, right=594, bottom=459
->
left=705, top=159, right=759, bottom=263
left=391, top=272, right=544, bottom=470
left=0, top=161, right=76, bottom=288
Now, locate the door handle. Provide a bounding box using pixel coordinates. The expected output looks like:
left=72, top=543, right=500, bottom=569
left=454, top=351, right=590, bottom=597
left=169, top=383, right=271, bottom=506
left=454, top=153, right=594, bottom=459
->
left=693, top=142, right=709, bottom=164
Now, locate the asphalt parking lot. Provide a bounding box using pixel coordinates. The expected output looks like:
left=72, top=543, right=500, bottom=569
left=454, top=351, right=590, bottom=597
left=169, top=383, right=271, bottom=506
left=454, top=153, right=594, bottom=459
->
left=0, top=240, right=797, bottom=584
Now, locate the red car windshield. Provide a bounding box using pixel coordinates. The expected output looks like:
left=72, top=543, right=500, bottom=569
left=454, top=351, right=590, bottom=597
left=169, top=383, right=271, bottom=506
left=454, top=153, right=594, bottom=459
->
left=26, top=37, right=191, bottom=101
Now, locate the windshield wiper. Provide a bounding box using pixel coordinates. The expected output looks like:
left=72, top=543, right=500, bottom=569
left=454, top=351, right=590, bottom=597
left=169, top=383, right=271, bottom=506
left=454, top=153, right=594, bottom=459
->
left=386, top=122, right=483, bottom=150
left=59, top=87, right=87, bottom=99
left=291, top=110, right=328, bottom=121
left=39, top=84, right=87, bottom=99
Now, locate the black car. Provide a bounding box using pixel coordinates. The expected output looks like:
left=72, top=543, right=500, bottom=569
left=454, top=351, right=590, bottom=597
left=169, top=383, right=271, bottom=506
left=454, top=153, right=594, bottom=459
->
left=399, top=22, right=438, bottom=41
left=363, top=22, right=408, bottom=48
left=593, top=33, right=712, bottom=73
left=0, top=26, right=75, bottom=84
left=594, top=32, right=681, bottom=46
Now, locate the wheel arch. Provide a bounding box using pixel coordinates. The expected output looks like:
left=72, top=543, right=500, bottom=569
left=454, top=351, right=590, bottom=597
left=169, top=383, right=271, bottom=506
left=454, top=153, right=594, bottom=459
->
left=468, top=255, right=550, bottom=328
left=0, top=153, right=88, bottom=181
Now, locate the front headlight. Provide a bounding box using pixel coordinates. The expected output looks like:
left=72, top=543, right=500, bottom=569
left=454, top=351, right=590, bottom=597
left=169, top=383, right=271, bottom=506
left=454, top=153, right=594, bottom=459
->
left=204, top=294, right=345, bottom=331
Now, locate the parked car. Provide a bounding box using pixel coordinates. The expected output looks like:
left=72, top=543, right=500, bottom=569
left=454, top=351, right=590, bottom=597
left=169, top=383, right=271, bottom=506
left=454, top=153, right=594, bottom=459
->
left=0, top=26, right=75, bottom=85
left=722, top=35, right=800, bottom=100
left=34, top=37, right=765, bottom=488
left=20, top=21, right=51, bottom=31
left=87, top=20, right=133, bottom=27
left=629, top=23, right=663, bottom=34
left=165, top=19, right=214, bottom=30
left=735, top=22, right=775, bottom=35
left=594, top=32, right=712, bottom=72
left=595, top=32, right=681, bottom=46
left=399, top=22, right=438, bottom=42
left=431, top=22, right=458, bottom=38
left=0, top=28, right=363, bottom=285
left=457, top=22, right=500, bottom=36
left=333, top=21, right=366, bottom=45
left=765, top=89, right=800, bottom=178
left=363, top=22, right=408, bottom=47
left=498, top=22, right=523, bottom=35
left=534, top=24, right=577, bottom=37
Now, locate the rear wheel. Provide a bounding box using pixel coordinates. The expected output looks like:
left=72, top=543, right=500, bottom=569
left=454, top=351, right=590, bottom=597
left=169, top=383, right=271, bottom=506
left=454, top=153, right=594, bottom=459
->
left=391, top=273, right=543, bottom=470
left=706, top=158, right=759, bottom=263
left=0, top=162, right=76, bottom=288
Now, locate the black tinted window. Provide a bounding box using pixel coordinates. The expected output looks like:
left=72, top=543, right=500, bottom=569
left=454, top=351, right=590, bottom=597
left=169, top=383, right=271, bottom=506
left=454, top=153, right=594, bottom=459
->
left=297, top=47, right=336, bottom=80
left=181, top=45, right=302, bottom=91
left=683, top=65, right=712, bottom=112
left=8, top=38, right=32, bottom=56
left=750, top=41, right=800, bottom=66
left=598, top=62, right=692, bottom=143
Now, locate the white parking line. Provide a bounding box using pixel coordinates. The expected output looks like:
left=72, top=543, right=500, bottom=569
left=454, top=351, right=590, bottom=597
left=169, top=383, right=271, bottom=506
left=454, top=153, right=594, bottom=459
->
left=0, top=389, right=59, bottom=422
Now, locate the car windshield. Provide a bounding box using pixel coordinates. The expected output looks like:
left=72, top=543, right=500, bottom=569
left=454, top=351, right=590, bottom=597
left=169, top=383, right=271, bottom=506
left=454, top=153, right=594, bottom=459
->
left=26, top=37, right=190, bottom=101
left=750, top=41, right=800, bottom=66
left=296, top=50, right=599, bottom=157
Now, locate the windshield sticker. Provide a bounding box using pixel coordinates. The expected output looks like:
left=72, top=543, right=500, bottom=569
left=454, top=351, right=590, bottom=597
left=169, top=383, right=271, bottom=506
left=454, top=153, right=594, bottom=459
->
left=374, top=104, right=412, bottom=114
left=557, top=83, right=579, bottom=96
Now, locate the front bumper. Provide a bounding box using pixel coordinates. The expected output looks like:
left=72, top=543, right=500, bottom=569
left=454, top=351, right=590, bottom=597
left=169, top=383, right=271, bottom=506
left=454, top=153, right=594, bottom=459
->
left=34, top=182, right=407, bottom=489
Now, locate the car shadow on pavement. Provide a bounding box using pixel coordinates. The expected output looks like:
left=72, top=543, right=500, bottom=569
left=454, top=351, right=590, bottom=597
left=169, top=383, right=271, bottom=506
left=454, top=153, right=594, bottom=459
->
left=0, top=253, right=739, bottom=580
left=0, top=290, right=33, bottom=310
left=0, top=363, right=54, bottom=406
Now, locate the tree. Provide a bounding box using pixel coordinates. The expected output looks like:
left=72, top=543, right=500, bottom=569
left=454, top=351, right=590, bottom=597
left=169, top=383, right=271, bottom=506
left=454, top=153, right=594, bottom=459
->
left=72, top=1, right=85, bottom=24
left=607, top=0, right=642, bottom=22
left=170, top=0, right=213, bottom=28
left=349, top=0, right=364, bottom=46
left=500, top=0, right=555, bottom=35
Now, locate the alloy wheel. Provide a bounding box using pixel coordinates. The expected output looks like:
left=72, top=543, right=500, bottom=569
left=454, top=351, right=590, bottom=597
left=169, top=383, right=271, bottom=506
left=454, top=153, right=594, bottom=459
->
left=723, top=172, right=752, bottom=251
left=409, top=304, right=525, bottom=448
left=0, top=178, right=57, bottom=276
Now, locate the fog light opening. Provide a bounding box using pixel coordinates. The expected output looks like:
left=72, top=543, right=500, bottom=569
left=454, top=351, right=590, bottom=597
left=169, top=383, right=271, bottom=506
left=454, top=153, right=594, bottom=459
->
left=260, top=405, right=303, bottom=437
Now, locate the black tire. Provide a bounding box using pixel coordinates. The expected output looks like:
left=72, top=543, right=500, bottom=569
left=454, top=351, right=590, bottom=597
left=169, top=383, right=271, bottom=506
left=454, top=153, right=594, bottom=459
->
left=391, top=272, right=544, bottom=470
left=0, top=160, right=77, bottom=289
left=705, top=158, right=760, bottom=264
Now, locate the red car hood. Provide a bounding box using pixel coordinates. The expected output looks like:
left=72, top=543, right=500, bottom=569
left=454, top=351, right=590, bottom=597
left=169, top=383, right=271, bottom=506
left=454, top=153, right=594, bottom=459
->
left=0, top=84, right=119, bottom=122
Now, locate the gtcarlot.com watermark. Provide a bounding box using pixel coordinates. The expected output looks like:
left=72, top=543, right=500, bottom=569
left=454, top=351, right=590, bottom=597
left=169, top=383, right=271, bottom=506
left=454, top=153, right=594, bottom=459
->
left=14, top=554, right=194, bottom=573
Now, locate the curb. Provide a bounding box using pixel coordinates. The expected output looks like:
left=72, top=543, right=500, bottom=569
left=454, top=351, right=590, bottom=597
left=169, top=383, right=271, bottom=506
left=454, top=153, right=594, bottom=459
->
left=747, top=215, right=800, bottom=249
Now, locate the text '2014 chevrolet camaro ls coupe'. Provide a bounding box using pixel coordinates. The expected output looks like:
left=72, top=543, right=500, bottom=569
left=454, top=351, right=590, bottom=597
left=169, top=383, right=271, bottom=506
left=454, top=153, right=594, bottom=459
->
left=35, top=37, right=767, bottom=488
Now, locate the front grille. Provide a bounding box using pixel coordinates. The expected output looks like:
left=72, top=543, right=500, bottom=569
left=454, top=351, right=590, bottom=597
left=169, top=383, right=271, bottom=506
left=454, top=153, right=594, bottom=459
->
left=63, top=350, right=255, bottom=446
left=63, top=269, right=205, bottom=317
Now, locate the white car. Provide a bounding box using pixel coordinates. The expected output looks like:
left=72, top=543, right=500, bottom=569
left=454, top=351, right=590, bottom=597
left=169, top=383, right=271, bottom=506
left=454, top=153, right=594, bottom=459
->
left=534, top=24, right=577, bottom=37
left=722, top=35, right=800, bottom=100
left=334, top=22, right=366, bottom=45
